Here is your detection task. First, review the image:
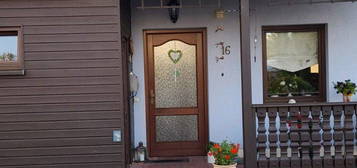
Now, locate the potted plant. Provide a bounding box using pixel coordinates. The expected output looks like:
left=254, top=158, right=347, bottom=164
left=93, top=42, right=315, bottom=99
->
left=208, top=141, right=239, bottom=168
left=333, top=79, right=356, bottom=102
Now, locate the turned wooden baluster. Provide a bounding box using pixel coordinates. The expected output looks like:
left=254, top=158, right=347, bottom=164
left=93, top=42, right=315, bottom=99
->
left=311, top=106, right=323, bottom=168
left=279, top=107, right=290, bottom=168
left=257, top=108, right=268, bottom=168
left=290, top=107, right=301, bottom=168
left=300, top=106, right=312, bottom=168
left=268, top=108, right=279, bottom=168
left=322, top=106, right=333, bottom=168
left=344, top=105, right=355, bottom=168
left=333, top=106, right=345, bottom=168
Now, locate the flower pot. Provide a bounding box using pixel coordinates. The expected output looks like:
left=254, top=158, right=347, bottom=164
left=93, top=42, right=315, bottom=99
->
left=343, top=94, right=352, bottom=102
left=213, top=163, right=237, bottom=168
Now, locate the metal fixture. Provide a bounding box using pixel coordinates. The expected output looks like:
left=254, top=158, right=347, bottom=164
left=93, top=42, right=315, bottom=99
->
left=112, top=130, right=122, bottom=142
left=136, top=0, right=240, bottom=21
left=133, top=142, right=147, bottom=162
left=168, top=0, right=180, bottom=23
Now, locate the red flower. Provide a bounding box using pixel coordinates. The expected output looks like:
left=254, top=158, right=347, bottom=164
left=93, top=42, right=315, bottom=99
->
left=225, top=155, right=231, bottom=160
left=231, top=146, right=238, bottom=154
left=213, top=144, right=220, bottom=149
left=208, top=152, right=213, bottom=156
left=297, top=123, right=302, bottom=129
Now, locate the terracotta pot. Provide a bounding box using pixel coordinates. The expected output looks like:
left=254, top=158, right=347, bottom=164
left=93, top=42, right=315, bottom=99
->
left=343, top=95, right=352, bottom=102
left=213, top=163, right=237, bottom=168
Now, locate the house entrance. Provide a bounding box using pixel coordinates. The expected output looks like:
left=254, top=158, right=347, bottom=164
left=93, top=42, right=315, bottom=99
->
left=144, top=29, right=208, bottom=157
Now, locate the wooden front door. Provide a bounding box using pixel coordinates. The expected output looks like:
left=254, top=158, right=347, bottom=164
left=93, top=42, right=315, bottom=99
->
left=144, top=29, right=208, bottom=157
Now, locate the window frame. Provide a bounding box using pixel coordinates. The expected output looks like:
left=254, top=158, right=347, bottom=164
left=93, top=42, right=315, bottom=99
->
left=0, top=26, right=24, bottom=73
left=262, top=24, right=327, bottom=104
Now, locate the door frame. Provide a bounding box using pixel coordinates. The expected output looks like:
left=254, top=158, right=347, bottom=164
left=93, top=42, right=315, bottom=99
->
left=143, top=28, right=209, bottom=157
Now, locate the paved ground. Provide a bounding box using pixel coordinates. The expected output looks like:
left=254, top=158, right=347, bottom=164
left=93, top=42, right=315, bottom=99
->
left=130, top=157, right=244, bottom=168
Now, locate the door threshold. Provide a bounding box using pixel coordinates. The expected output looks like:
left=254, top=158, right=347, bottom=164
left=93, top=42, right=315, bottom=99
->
left=144, top=157, right=189, bottom=163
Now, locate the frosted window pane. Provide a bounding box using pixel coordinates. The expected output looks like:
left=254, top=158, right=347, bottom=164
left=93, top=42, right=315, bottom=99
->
left=154, top=40, right=197, bottom=108
left=156, top=115, right=198, bottom=142
left=0, top=36, right=18, bottom=62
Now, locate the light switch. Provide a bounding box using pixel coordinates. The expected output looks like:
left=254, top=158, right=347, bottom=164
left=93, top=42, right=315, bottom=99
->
left=113, top=130, right=122, bottom=142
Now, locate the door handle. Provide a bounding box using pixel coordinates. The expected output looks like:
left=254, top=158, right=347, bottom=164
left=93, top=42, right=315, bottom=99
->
left=150, top=89, right=155, bottom=105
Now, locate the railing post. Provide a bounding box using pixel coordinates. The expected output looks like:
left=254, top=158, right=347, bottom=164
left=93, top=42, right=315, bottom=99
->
left=279, top=107, right=290, bottom=168
left=322, top=106, right=333, bottom=168
left=257, top=108, right=268, bottom=168
left=333, top=106, right=345, bottom=168
left=289, top=107, right=301, bottom=168
left=268, top=108, right=278, bottom=168
left=311, top=106, right=323, bottom=168
left=239, top=0, right=256, bottom=167
left=344, top=105, right=356, bottom=168
left=300, top=106, right=312, bottom=168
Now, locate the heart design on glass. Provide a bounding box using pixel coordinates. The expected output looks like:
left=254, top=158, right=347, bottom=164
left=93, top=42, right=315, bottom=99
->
left=168, top=49, right=183, bottom=64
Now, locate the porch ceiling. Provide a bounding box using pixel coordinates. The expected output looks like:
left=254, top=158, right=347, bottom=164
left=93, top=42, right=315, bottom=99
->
left=268, top=0, right=356, bottom=6
left=136, top=0, right=229, bottom=9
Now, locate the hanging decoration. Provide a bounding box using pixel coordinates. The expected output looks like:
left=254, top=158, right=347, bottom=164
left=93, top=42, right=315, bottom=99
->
left=168, top=49, right=183, bottom=64
left=169, top=49, right=182, bottom=81
left=215, top=26, right=224, bottom=33
left=168, top=41, right=182, bottom=82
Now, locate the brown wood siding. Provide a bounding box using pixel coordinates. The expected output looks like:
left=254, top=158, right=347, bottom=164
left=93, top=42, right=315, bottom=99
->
left=0, top=0, right=126, bottom=167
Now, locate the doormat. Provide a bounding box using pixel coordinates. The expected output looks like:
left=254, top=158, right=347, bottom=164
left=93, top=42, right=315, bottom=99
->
left=145, top=158, right=189, bottom=163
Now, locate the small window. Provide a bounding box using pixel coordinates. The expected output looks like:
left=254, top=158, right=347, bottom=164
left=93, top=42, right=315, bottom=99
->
left=0, top=27, right=24, bottom=74
left=262, top=24, right=326, bottom=103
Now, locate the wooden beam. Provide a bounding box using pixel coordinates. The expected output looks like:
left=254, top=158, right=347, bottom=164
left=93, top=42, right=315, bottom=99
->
left=239, top=0, right=257, bottom=168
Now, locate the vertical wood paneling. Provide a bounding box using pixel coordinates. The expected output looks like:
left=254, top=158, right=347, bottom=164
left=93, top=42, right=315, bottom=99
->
left=0, top=0, right=125, bottom=167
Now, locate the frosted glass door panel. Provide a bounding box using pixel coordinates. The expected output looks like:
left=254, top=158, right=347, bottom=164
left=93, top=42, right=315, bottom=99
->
left=156, top=115, right=198, bottom=142
left=154, top=40, right=197, bottom=108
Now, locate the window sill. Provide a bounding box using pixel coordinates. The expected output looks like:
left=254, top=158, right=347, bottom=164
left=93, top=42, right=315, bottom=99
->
left=0, top=69, right=25, bottom=76
left=264, top=96, right=326, bottom=104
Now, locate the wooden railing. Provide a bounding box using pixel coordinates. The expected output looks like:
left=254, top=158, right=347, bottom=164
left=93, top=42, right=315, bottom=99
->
left=253, top=102, right=357, bottom=168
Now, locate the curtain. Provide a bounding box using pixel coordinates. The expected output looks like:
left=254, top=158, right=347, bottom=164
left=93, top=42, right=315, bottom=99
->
left=266, top=32, right=318, bottom=72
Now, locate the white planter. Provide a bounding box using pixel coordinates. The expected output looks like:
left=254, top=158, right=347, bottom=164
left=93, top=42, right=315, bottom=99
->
left=207, top=155, right=215, bottom=164
left=213, top=163, right=237, bottom=168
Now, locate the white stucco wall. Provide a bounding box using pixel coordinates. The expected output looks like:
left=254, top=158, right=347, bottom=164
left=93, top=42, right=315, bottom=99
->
left=131, top=0, right=357, bottom=148
left=131, top=0, right=243, bottom=146
left=251, top=1, right=357, bottom=104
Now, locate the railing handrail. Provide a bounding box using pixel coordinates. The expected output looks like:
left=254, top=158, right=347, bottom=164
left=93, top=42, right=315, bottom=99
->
left=252, top=101, right=357, bottom=108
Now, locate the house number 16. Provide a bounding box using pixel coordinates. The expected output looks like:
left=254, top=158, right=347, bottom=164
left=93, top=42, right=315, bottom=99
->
left=217, top=42, right=231, bottom=55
